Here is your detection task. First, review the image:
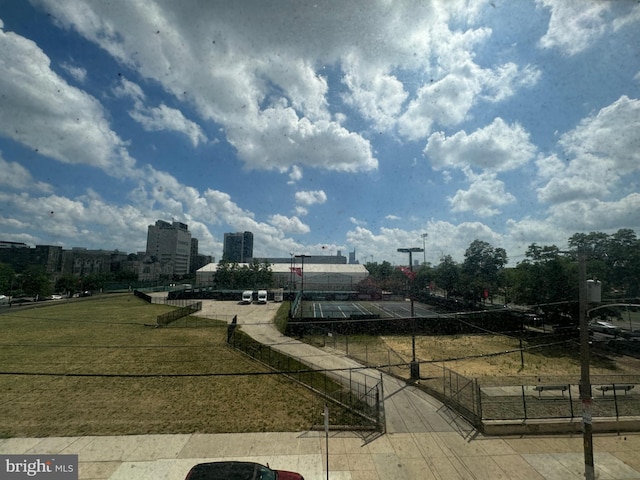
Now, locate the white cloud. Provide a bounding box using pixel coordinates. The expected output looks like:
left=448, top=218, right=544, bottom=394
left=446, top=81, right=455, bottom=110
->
left=287, top=165, right=303, bottom=184
left=537, top=96, right=640, bottom=203
left=425, top=118, right=537, bottom=171
left=536, top=0, right=640, bottom=56
left=0, top=24, right=137, bottom=177
left=385, top=215, right=401, bottom=221
left=60, top=61, right=87, bottom=83
left=295, top=190, right=327, bottom=206
left=398, top=55, right=539, bottom=141
left=346, top=220, right=506, bottom=265
left=341, top=53, right=408, bottom=132
left=268, top=214, right=310, bottom=234
left=448, top=169, right=515, bottom=217
left=295, top=206, right=308, bottom=217
left=130, top=103, right=207, bottom=147
left=114, top=77, right=207, bottom=147
left=0, top=154, right=53, bottom=193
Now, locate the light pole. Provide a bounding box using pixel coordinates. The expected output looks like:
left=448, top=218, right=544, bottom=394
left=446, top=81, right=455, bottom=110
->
left=397, top=247, right=423, bottom=381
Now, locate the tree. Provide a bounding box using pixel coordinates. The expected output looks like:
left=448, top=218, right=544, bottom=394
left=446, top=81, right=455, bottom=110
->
left=0, top=262, right=16, bottom=295
left=21, top=266, right=52, bottom=299
left=433, top=255, right=460, bottom=298
left=461, top=240, right=507, bottom=303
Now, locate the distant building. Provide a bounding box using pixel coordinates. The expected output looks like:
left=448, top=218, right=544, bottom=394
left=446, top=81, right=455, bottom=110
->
left=145, top=220, right=192, bottom=276
left=196, top=262, right=368, bottom=290
left=61, top=247, right=117, bottom=277
left=0, top=241, right=29, bottom=249
left=223, top=231, right=253, bottom=263
left=253, top=253, right=347, bottom=265
left=349, top=249, right=358, bottom=264
left=0, top=244, right=62, bottom=275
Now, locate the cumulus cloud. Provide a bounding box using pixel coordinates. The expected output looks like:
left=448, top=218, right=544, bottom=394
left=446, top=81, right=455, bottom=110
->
left=60, top=61, right=87, bottom=83
left=425, top=118, right=537, bottom=171
left=537, top=96, right=640, bottom=203
left=114, top=77, right=207, bottom=147
left=0, top=154, right=53, bottom=193
left=536, top=0, right=640, bottom=56
left=448, top=169, right=515, bottom=217
left=295, top=190, right=327, bottom=206
left=268, top=214, right=310, bottom=234
left=0, top=24, right=137, bottom=177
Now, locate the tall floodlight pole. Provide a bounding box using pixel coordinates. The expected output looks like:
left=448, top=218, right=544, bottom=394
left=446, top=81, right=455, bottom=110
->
left=397, top=247, right=423, bottom=381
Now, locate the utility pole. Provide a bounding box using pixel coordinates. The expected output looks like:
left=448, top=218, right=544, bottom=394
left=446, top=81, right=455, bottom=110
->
left=578, top=251, right=594, bottom=480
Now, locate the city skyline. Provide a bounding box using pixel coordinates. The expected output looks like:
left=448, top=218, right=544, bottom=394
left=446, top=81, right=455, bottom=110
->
left=1, top=1, right=639, bottom=265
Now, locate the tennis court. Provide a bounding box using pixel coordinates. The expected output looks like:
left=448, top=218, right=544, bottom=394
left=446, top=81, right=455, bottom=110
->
left=301, top=300, right=438, bottom=319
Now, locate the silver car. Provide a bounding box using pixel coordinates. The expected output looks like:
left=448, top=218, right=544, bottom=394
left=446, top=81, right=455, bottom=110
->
left=588, top=320, right=620, bottom=335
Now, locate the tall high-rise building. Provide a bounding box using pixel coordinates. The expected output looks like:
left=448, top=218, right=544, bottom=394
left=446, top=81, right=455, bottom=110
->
left=223, top=231, right=253, bottom=263
left=145, top=220, right=192, bottom=276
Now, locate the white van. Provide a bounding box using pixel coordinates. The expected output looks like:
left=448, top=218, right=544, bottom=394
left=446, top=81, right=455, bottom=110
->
left=242, top=290, right=253, bottom=304
left=257, top=290, right=268, bottom=304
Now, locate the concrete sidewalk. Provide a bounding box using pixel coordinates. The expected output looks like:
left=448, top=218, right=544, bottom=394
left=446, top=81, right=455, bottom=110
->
left=3, top=431, right=640, bottom=479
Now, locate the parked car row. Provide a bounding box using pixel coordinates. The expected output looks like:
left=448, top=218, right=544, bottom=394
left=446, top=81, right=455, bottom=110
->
left=240, top=290, right=268, bottom=304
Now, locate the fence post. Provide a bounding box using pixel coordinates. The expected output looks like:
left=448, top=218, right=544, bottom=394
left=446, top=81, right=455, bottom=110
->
left=476, top=379, right=482, bottom=421
left=521, top=385, right=527, bottom=421
left=569, top=384, right=574, bottom=418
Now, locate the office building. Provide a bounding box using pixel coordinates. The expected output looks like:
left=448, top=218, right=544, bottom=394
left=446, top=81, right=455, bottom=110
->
left=223, top=231, right=253, bottom=263
left=145, top=220, right=192, bottom=276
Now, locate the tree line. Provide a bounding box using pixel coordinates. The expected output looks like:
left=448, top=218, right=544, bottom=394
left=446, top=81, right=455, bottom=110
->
left=360, top=229, right=640, bottom=311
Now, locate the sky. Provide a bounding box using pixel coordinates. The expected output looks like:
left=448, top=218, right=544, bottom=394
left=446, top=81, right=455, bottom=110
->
left=0, top=0, right=639, bottom=266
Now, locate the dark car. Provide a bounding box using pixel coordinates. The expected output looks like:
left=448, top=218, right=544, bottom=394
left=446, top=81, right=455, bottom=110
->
left=185, top=461, right=304, bottom=480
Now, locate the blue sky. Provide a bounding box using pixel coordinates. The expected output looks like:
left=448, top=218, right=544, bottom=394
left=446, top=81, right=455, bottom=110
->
left=0, top=0, right=639, bottom=265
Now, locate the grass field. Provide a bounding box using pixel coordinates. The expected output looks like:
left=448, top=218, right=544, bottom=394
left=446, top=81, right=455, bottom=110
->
left=0, top=295, right=318, bottom=437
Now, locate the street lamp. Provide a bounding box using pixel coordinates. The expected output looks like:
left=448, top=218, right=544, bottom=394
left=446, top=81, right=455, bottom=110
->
left=397, top=247, right=424, bottom=381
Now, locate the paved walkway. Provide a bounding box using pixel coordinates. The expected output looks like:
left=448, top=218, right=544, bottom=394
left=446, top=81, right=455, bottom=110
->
left=3, top=430, right=640, bottom=479
left=3, top=298, right=640, bottom=479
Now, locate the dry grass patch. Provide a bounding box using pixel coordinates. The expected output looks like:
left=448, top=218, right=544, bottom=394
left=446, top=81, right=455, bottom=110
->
left=381, top=333, right=640, bottom=382
left=0, top=295, right=318, bottom=437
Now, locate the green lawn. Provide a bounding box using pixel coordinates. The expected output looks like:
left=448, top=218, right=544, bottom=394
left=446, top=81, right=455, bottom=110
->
left=0, top=295, right=318, bottom=437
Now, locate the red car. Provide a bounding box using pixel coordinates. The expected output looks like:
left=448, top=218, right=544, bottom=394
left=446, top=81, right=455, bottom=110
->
left=185, top=461, right=304, bottom=480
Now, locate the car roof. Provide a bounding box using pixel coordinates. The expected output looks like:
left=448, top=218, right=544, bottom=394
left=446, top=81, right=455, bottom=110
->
left=186, top=461, right=264, bottom=480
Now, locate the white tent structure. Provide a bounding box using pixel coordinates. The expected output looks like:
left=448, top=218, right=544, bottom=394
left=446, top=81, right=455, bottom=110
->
left=196, top=262, right=368, bottom=291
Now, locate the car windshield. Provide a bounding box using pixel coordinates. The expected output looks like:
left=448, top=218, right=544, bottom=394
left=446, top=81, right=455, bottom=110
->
left=256, top=465, right=277, bottom=480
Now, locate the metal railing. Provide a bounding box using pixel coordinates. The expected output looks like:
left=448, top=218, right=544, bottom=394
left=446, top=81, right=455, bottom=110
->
left=228, top=329, right=384, bottom=432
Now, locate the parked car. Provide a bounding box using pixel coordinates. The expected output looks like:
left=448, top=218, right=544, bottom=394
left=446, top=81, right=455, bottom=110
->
left=241, top=290, right=253, bottom=304
left=621, top=329, right=640, bottom=340
left=185, top=461, right=304, bottom=480
left=257, top=290, right=268, bottom=304
left=588, top=320, right=620, bottom=335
